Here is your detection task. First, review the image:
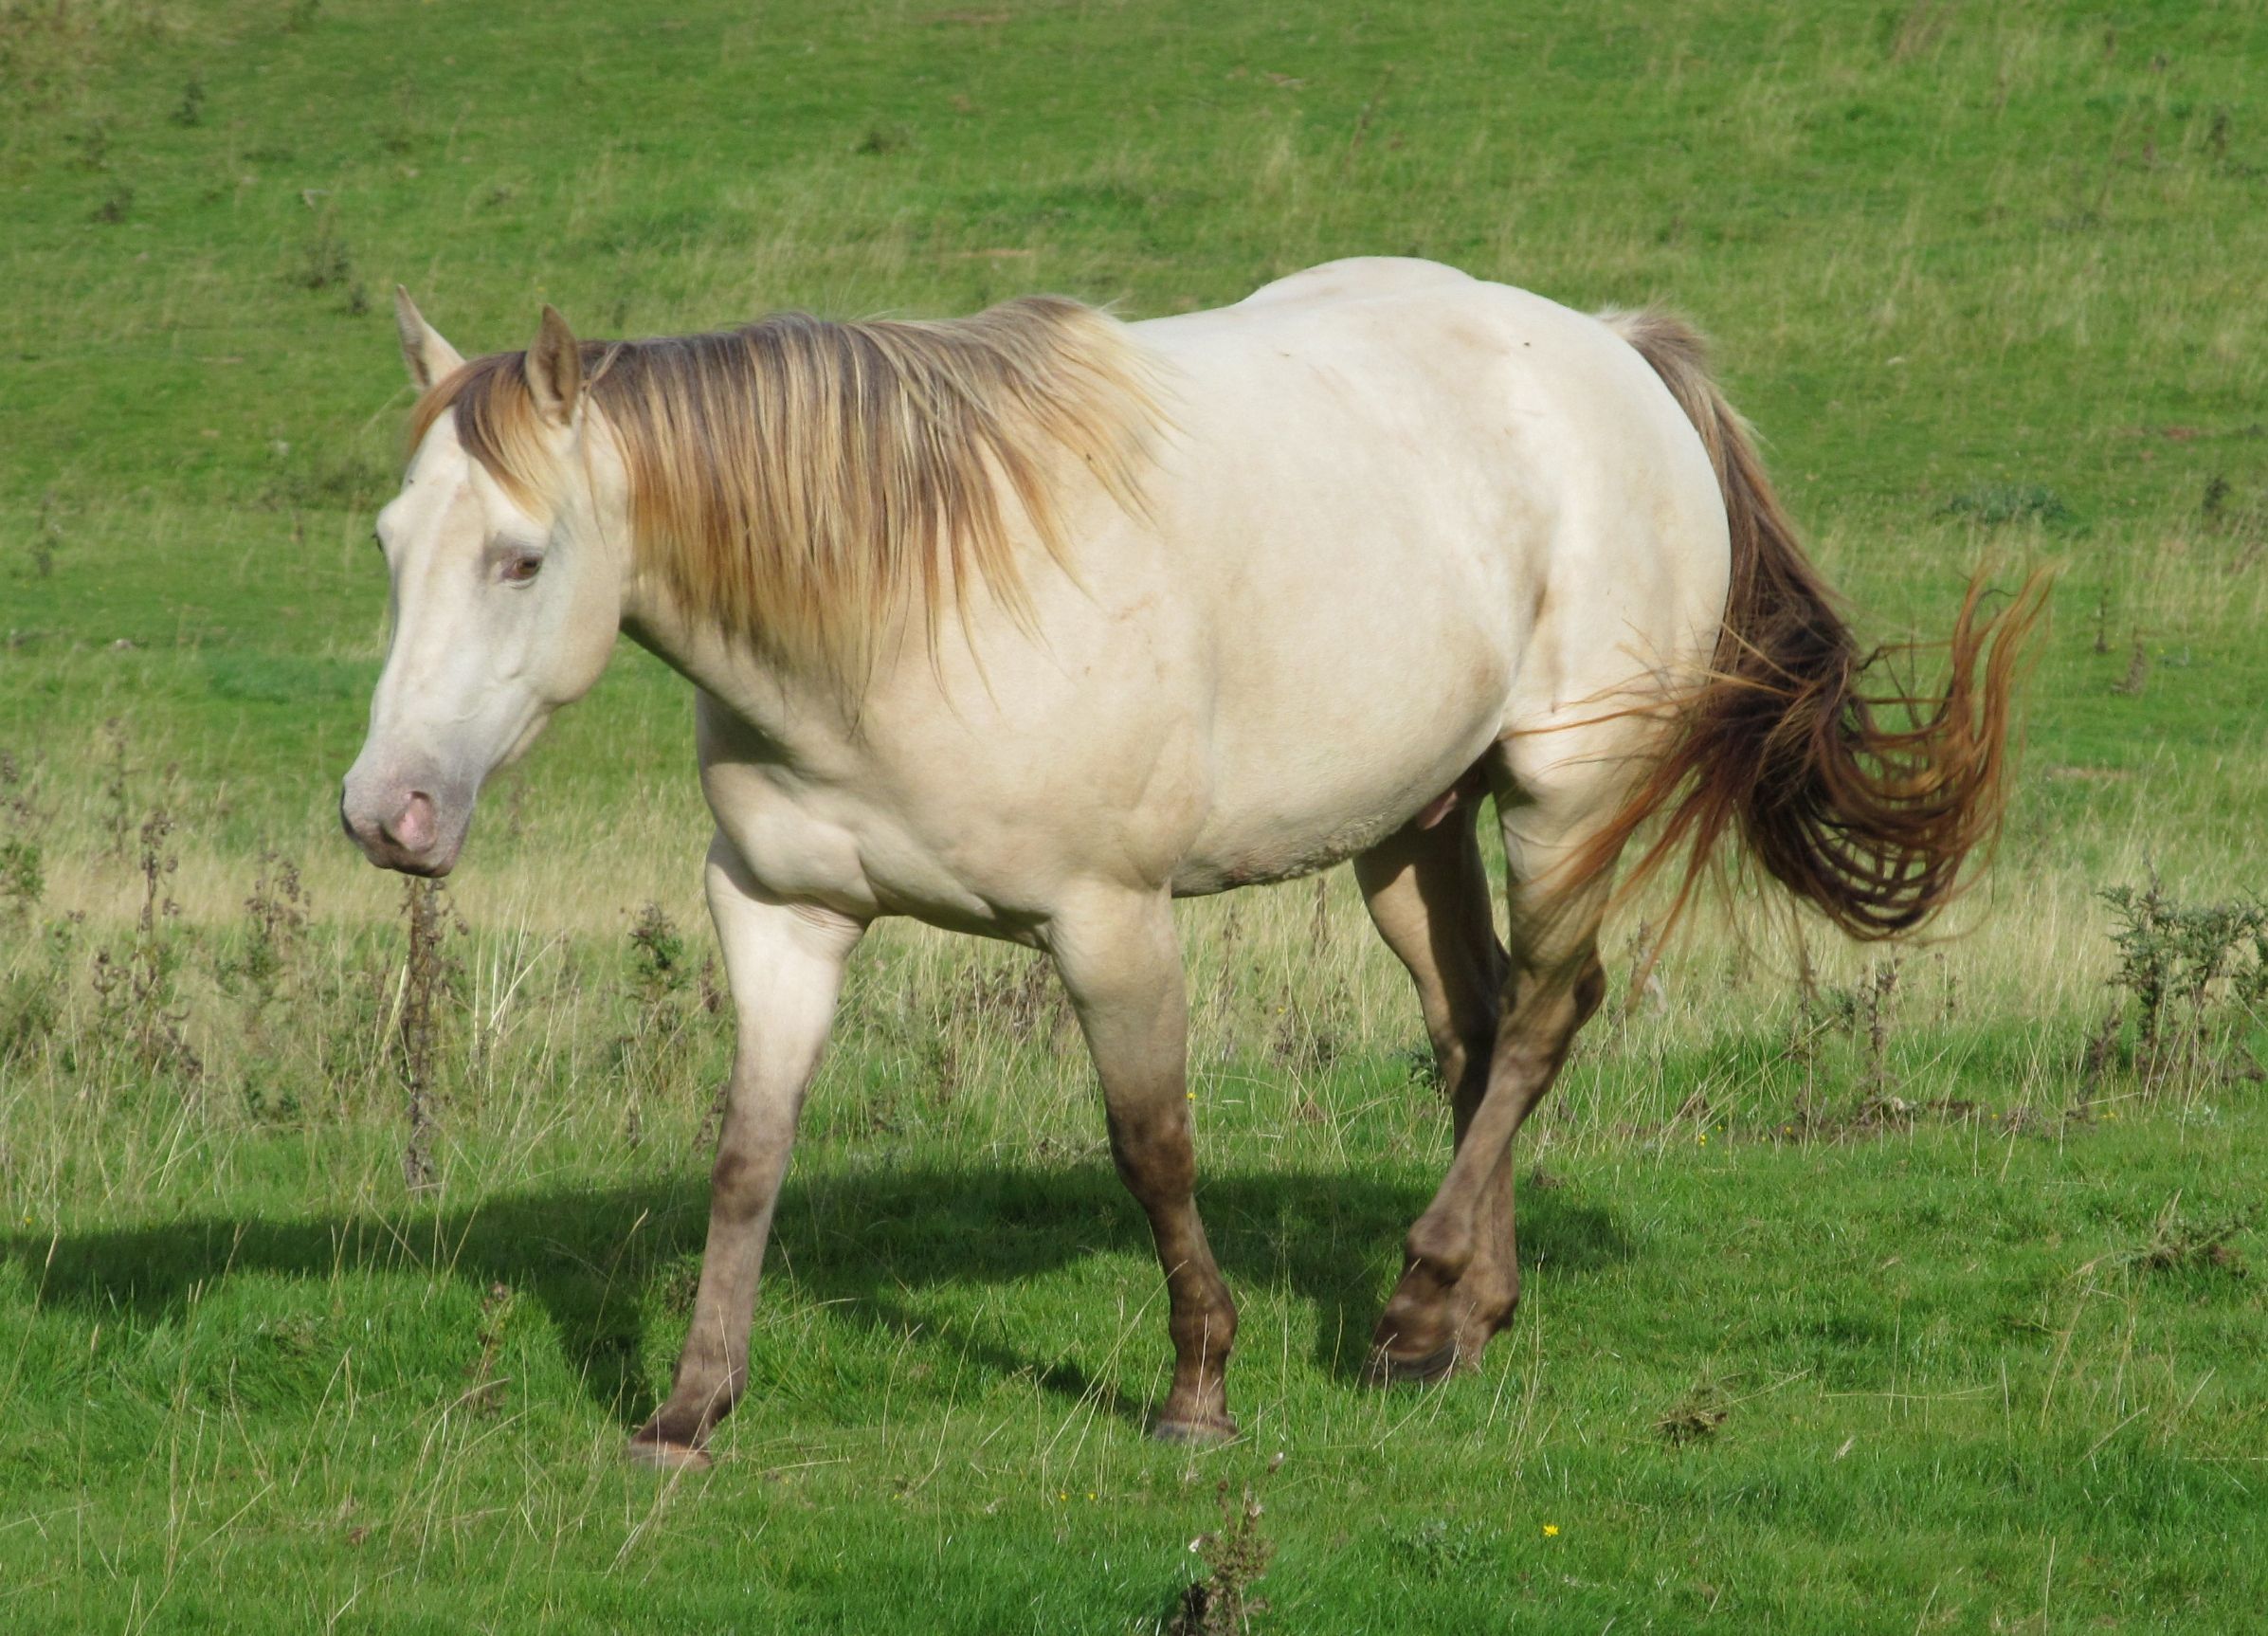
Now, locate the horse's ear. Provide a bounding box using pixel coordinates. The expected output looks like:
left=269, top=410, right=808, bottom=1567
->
left=526, top=305, right=581, bottom=427
left=393, top=286, right=463, bottom=392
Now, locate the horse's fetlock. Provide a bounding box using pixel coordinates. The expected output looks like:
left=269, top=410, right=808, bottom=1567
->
left=1405, top=1218, right=1473, bottom=1282
left=1171, top=1296, right=1238, bottom=1355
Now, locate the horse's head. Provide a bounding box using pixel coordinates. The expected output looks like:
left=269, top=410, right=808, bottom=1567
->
left=341, top=291, right=626, bottom=876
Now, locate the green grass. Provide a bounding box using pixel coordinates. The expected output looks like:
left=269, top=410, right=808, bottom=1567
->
left=8, top=1119, right=2264, bottom=1631
left=4, top=0, right=2268, bottom=1629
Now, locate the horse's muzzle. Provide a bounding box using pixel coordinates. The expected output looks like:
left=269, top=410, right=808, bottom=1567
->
left=340, top=783, right=463, bottom=877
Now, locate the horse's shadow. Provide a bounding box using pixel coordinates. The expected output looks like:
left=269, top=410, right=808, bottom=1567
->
left=4, top=1158, right=1635, bottom=1432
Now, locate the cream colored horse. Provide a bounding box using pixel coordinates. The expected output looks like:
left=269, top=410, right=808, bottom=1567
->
left=344, top=259, right=2031, bottom=1467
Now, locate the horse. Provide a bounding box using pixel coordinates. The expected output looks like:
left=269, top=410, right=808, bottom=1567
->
left=343, top=258, right=2036, bottom=1469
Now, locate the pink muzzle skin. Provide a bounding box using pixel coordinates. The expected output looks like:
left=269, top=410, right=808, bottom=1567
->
left=385, top=791, right=437, bottom=854
left=340, top=785, right=460, bottom=877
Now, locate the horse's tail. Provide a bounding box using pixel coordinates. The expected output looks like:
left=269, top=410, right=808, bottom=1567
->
left=1573, top=309, right=2046, bottom=941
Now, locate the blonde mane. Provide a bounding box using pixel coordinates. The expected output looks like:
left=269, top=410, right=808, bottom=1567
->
left=405, top=296, right=1159, bottom=678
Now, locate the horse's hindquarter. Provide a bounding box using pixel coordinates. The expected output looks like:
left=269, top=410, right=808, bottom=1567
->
left=1136, top=265, right=1730, bottom=890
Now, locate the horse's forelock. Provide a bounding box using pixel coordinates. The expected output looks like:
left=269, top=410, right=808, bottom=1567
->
left=403, top=351, right=553, bottom=513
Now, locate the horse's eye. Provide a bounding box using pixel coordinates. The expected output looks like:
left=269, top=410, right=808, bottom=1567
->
left=500, top=551, right=544, bottom=585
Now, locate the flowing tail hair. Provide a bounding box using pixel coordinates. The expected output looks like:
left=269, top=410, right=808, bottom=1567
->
left=1569, top=310, right=2048, bottom=944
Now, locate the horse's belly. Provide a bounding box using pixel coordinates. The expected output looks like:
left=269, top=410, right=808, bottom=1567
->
left=1172, top=632, right=1512, bottom=896
left=1171, top=802, right=1426, bottom=895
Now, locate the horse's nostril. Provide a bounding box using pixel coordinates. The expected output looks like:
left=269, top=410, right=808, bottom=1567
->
left=385, top=791, right=438, bottom=853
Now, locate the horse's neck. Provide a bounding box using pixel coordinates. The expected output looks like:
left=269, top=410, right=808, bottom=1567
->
left=621, top=585, right=859, bottom=763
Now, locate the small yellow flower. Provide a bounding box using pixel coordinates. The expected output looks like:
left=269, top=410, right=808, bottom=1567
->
left=1543, top=1523, right=1560, bottom=1537
left=1696, top=1134, right=1708, bottom=1146
left=1186, top=1091, right=1195, bottom=1100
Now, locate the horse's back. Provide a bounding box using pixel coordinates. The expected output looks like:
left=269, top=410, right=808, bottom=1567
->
left=1232, top=256, right=1479, bottom=309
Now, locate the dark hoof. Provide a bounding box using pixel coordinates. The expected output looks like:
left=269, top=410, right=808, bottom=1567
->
left=1151, top=1412, right=1239, bottom=1445
left=1365, top=1338, right=1460, bottom=1387
left=626, top=1433, right=713, bottom=1473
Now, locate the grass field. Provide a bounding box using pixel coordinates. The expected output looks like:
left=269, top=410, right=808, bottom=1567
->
left=4, top=0, right=2267, bottom=1629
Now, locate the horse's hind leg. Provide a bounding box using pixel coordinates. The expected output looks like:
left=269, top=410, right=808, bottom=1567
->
left=1049, top=891, right=1239, bottom=1443
left=1368, top=815, right=1611, bottom=1382
left=1353, top=808, right=1517, bottom=1374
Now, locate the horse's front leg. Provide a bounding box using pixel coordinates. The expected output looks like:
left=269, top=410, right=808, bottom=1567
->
left=628, top=834, right=863, bottom=1469
left=1050, top=893, right=1239, bottom=1443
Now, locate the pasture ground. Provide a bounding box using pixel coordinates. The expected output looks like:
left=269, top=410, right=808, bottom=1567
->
left=3, top=1, right=2265, bottom=1629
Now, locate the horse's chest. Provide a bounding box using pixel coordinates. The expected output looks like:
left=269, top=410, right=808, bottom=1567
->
left=700, top=756, right=1055, bottom=936
left=703, top=773, right=881, bottom=917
